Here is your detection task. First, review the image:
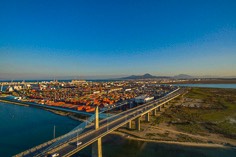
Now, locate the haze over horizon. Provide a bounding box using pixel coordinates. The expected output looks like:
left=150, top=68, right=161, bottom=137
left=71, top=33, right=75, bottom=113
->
left=1, top=0, right=236, bottom=80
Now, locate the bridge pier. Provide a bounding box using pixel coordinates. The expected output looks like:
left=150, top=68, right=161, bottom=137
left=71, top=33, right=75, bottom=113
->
left=92, top=106, right=102, bottom=157
left=145, top=112, right=150, bottom=122
left=163, top=103, right=165, bottom=108
left=92, top=138, right=102, bottom=157
left=135, top=117, right=141, bottom=131
left=94, top=107, right=99, bottom=130
left=127, top=121, right=132, bottom=129
left=152, top=109, right=156, bottom=116
left=157, top=106, right=161, bottom=112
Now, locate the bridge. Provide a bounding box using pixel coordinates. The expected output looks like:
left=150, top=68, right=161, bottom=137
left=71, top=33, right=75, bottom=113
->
left=14, top=87, right=185, bottom=157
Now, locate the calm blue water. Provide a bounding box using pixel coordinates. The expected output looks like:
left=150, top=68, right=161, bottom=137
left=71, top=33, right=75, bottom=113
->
left=175, top=84, right=236, bottom=89
left=1, top=102, right=236, bottom=157
left=0, top=102, right=80, bottom=157
left=76, top=135, right=236, bottom=157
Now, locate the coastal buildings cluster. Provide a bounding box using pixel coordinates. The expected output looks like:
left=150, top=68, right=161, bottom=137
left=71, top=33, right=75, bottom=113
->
left=0, top=80, right=176, bottom=113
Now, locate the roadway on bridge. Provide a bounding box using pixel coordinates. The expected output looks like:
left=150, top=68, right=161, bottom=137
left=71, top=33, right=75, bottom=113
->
left=46, top=88, right=184, bottom=157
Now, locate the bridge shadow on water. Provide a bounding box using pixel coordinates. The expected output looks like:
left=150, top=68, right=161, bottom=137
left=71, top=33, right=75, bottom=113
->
left=73, top=134, right=236, bottom=157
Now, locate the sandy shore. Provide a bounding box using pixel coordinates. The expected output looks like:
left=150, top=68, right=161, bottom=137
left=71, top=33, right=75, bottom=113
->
left=0, top=99, right=29, bottom=107
left=68, top=115, right=88, bottom=122
left=41, top=109, right=87, bottom=122
left=109, top=94, right=236, bottom=149
left=111, top=131, right=228, bottom=148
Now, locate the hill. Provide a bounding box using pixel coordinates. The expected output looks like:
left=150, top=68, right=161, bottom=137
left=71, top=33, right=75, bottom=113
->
left=120, top=73, right=170, bottom=80
left=174, top=74, right=193, bottom=79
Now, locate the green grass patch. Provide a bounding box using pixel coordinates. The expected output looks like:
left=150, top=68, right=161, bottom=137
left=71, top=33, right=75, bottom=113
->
left=157, top=87, right=236, bottom=138
left=203, top=120, right=236, bottom=138
left=176, top=123, right=206, bottom=135
left=185, top=88, right=211, bottom=99
left=201, top=99, right=236, bottom=122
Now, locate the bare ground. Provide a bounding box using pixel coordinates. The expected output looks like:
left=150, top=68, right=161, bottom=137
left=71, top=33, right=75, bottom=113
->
left=115, top=89, right=236, bottom=148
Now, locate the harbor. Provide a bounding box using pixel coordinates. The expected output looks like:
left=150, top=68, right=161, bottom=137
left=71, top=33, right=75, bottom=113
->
left=0, top=80, right=176, bottom=117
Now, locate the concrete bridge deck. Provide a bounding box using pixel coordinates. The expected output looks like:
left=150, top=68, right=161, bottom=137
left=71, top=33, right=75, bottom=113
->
left=14, top=88, right=185, bottom=157
left=49, top=90, right=183, bottom=157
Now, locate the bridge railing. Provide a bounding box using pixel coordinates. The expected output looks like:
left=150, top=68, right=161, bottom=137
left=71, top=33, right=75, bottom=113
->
left=31, top=106, right=124, bottom=156
left=42, top=102, right=128, bottom=152
left=14, top=113, right=97, bottom=157
left=14, top=108, right=125, bottom=156
left=63, top=92, right=183, bottom=156
left=14, top=102, right=121, bottom=156
left=41, top=114, right=96, bottom=153
left=15, top=88, right=182, bottom=157
left=46, top=114, right=126, bottom=155
left=43, top=88, right=181, bottom=154
left=50, top=93, right=182, bottom=155
left=14, top=136, right=59, bottom=157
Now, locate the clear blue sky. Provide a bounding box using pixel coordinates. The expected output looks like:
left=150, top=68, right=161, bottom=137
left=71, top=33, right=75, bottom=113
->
left=0, top=0, right=236, bottom=79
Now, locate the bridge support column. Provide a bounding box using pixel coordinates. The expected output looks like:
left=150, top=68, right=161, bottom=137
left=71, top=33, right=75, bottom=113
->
left=92, top=106, right=102, bottom=157
left=92, top=138, right=102, bottom=157
left=145, top=112, right=150, bottom=122
left=152, top=109, right=156, bottom=116
left=94, top=106, right=99, bottom=129
left=135, top=117, right=141, bottom=131
left=127, top=121, right=132, bottom=129
left=157, top=106, right=161, bottom=112
left=163, top=103, right=165, bottom=108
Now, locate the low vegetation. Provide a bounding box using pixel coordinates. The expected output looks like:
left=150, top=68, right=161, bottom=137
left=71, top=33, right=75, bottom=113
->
left=176, top=134, right=203, bottom=143
left=156, top=87, right=236, bottom=139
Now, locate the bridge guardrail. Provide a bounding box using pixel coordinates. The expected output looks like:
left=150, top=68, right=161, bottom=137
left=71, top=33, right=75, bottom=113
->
left=45, top=114, right=124, bottom=155
left=43, top=95, right=174, bottom=154
left=47, top=89, right=183, bottom=155
left=40, top=93, right=163, bottom=155
left=31, top=113, right=123, bottom=156
left=63, top=93, right=183, bottom=156
left=15, top=88, right=183, bottom=157
left=45, top=89, right=183, bottom=155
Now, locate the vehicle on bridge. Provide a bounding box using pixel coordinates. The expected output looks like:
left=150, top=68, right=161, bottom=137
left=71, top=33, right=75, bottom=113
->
left=77, top=141, right=82, bottom=146
left=14, top=87, right=184, bottom=157
left=51, top=153, right=59, bottom=157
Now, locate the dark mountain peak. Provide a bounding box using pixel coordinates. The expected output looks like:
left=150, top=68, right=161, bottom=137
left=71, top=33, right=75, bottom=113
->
left=143, top=73, right=152, bottom=77
left=120, top=73, right=170, bottom=80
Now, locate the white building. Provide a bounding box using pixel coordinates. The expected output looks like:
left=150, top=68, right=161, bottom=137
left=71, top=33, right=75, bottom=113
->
left=134, top=95, right=154, bottom=104
left=71, top=80, right=87, bottom=84
left=13, top=85, right=22, bottom=91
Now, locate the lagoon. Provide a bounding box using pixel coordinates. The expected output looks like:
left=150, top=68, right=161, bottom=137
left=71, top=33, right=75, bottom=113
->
left=175, top=84, right=236, bottom=89
left=1, top=100, right=236, bottom=157
left=0, top=102, right=80, bottom=157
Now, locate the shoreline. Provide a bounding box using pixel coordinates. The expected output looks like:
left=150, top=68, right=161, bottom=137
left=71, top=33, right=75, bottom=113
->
left=42, top=109, right=88, bottom=122
left=3, top=96, right=216, bottom=149
left=1, top=86, right=236, bottom=150
left=111, top=131, right=230, bottom=149
left=168, top=81, right=236, bottom=84
left=0, top=99, right=29, bottom=107
left=0, top=98, right=85, bottom=122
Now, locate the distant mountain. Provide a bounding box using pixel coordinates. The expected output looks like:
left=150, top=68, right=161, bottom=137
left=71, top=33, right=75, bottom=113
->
left=120, top=73, right=170, bottom=80
left=174, top=74, right=193, bottom=79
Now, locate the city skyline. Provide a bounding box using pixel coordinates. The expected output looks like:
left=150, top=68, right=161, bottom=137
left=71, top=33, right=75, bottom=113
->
left=1, top=0, right=236, bottom=80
